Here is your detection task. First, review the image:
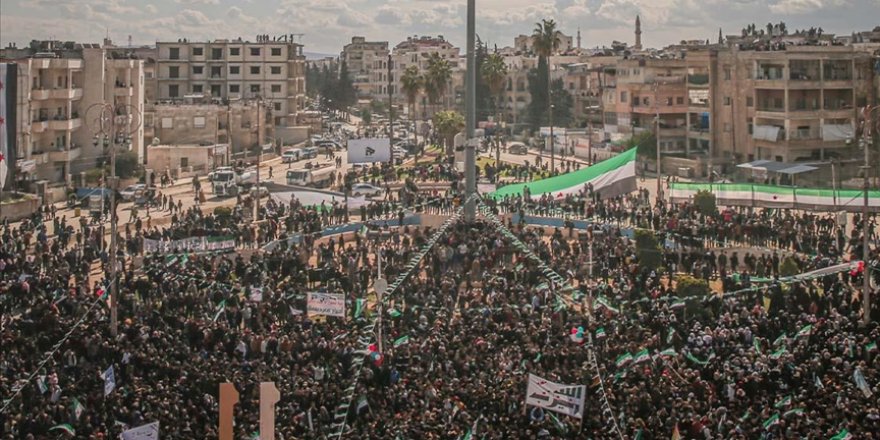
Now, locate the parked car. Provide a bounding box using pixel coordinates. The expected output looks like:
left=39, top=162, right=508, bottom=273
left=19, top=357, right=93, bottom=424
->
left=250, top=185, right=270, bottom=198
left=302, top=147, right=319, bottom=159
left=508, top=142, right=529, bottom=155
left=119, top=184, right=145, bottom=202
left=282, top=150, right=301, bottom=163
left=351, top=183, right=384, bottom=197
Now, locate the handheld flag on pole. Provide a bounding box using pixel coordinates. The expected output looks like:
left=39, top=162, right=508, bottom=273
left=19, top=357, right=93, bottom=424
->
left=49, top=424, right=76, bottom=436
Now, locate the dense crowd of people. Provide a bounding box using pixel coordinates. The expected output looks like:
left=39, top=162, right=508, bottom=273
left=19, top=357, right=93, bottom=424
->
left=2, top=176, right=878, bottom=439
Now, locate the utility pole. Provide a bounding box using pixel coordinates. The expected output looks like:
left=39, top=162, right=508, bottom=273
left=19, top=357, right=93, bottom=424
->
left=254, top=99, right=261, bottom=222
left=654, top=81, right=663, bottom=205
left=862, top=104, right=878, bottom=326
left=388, top=54, right=394, bottom=164
left=549, top=104, right=555, bottom=174
left=464, top=0, right=476, bottom=221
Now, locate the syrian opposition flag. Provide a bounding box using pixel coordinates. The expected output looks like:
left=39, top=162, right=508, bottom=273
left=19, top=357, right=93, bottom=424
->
left=615, top=352, right=633, bottom=368
left=633, top=349, right=651, bottom=364
left=830, top=429, right=853, bottom=440
left=795, top=325, right=812, bottom=338
left=595, top=295, right=620, bottom=314
left=49, top=424, right=76, bottom=436
left=762, top=414, right=780, bottom=430
left=670, top=299, right=687, bottom=310
left=657, top=348, right=677, bottom=358
left=774, top=395, right=792, bottom=409
left=595, top=327, right=606, bottom=339
left=393, top=335, right=410, bottom=348
left=489, top=148, right=637, bottom=200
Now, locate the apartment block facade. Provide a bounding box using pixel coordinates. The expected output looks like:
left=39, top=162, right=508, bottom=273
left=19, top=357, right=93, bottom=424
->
left=1, top=40, right=144, bottom=185
left=143, top=101, right=272, bottom=154
left=340, top=37, right=389, bottom=98
left=155, top=36, right=305, bottom=128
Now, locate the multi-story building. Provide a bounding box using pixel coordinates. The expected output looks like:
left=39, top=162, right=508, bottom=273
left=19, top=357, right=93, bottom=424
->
left=340, top=37, right=389, bottom=98
left=155, top=35, right=305, bottom=129
left=513, top=32, right=575, bottom=55
left=389, top=35, right=461, bottom=119
left=604, top=58, right=690, bottom=154
left=143, top=100, right=272, bottom=153
left=1, top=40, right=144, bottom=187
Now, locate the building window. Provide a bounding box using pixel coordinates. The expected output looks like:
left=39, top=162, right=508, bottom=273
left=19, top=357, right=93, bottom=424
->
left=230, top=47, right=240, bottom=56
left=620, top=91, right=628, bottom=103
left=169, top=47, right=179, bottom=60
left=251, top=84, right=261, bottom=93
left=180, top=157, right=189, bottom=167
left=724, top=97, right=731, bottom=105
left=192, top=66, right=204, bottom=75
left=746, top=96, right=754, bottom=107
left=161, top=117, right=173, bottom=128
left=270, top=66, right=281, bottom=75
left=192, top=47, right=203, bottom=56
left=275, top=116, right=282, bottom=126
left=211, top=48, right=223, bottom=59
left=273, top=102, right=281, bottom=111
left=666, top=97, right=673, bottom=106
left=168, top=84, right=179, bottom=98
left=230, top=66, right=240, bottom=75
left=230, top=84, right=240, bottom=93
left=250, top=47, right=261, bottom=56
left=211, top=84, right=221, bottom=96
left=724, top=68, right=731, bottom=80
left=194, top=116, right=206, bottom=128
left=271, top=47, right=281, bottom=56
left=748, top=118, right=754, bottom=134
left=676, top=97, right=684, bottom=105
left=271, top=84, right=281, bottom=93
left=192, top=84, right=203, bottom=93
left=643, top=97, right=650, bottom=106
left=168, top=66, right=180, bottom=78
left=250, top=66, right=261, bottom=75
left=211, top=66, right=222, bottom=78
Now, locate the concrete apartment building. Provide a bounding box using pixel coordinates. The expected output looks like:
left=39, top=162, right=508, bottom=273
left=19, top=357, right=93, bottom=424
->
left=154, top=35, right=305, bottom=134
left=340, top=37, right=389, bottom=98
left=390, top=36, right=462, bottom=118
left=513, top=32, right=575, bottom=55
left=143, top=100, right=272, bottom=156
left=1, top=40, right=144, bottom=189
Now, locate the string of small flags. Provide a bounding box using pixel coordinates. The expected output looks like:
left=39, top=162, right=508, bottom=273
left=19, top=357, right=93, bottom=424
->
left=331, top=198, right=471, bottom=439
left=0, top=287, right=111, bottom=414
left=477, top=201, right=625, bottom=440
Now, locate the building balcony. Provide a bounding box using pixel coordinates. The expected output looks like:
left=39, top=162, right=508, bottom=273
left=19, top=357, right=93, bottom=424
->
left=787, top=80, right=822, bottom=90
left=114, top=86, right=134, bottom=97
left=31, top=120, right=49, bottom=133
left=659, top=127, right=687, bottom=137
left=822, top=80, right=853, bottom=89
left=52, top=88, right=83, bottom=100
left=30, top=150, right=49, bottom=165
left=753, top=79, right=787, bottom=89
left=48, top=145, right=82, bottom=162
left=31, top=88, right=50, bottom=100
left=49, top=117, right=82, bottom=131
left=755, top=109, right=786, bottom=119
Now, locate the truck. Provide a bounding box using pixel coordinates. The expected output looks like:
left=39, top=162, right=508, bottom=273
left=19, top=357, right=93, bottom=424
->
left=286, top=166, right=334, bottom=189
left=211, top=167, right=258, bottom=197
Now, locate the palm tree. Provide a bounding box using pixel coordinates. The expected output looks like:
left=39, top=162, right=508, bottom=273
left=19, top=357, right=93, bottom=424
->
left=425, top=52, right=452, bottom=116
left=401, top=65, right=423, bottom=155
left=433, top=110, right=465, bottom=156
left=532, top=19, right=561, bottom=171
left=481, top=52, right=508, bottom=172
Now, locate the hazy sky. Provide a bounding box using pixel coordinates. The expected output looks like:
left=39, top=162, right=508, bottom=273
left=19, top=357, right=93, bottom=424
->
left=1, top=0, right=878, bottom=55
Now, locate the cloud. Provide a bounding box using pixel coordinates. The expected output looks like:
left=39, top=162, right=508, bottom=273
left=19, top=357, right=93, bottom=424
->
left=175, top=0, right=220, bottom=4
left=768, top=0, right=849, bottom=14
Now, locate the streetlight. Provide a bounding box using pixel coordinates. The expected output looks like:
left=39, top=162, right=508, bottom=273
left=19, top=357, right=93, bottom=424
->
left=85, top=102, right=141, bottom=338
left=549, top=104, right=555, bottom=174
left=859, top=104, right=879, bottom=326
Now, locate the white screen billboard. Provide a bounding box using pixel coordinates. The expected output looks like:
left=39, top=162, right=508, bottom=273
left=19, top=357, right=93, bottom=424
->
left=347, top=138, right=391, bottom=164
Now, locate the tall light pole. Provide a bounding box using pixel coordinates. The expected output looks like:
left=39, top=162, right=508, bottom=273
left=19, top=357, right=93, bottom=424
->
left=464, top=0, right=477, bottom=221
left=86, top=101, right=141, bottom=337
left=388, top=54, right=395, bottom=165
left=549, top=104, right=555, bottom=174
left=654, top=81, right=663, bottom=205
left=861, top=105, right=879, bottom=326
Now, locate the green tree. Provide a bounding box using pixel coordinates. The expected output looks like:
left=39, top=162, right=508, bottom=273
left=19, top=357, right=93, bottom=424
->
left=336, top=61, right=357, bottom=110
left=526, top=56, right=550, bottom=130
left=634, top=229, right=662, bottom=271
left=693, top=190, right=717, bottom=216
left=674, top=274, right=712, bottom=318
left=114, top=151, right=140, bottom=179
left=531, top=19, right=560, bottom=132
left=425, top=52, right=452, bottom=114
left=401, top=65, right=423, bottom=152
left=482, top=52, right=508, bottom=165
left=360, top=108, right=372, bottom=126
left=629, top=131, right=657, bottom=158
left=433, top=110, right=464, bottom=155
left=779, top=256, right=800, bottom=277
left=549, top=78, right=573, bottom=127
